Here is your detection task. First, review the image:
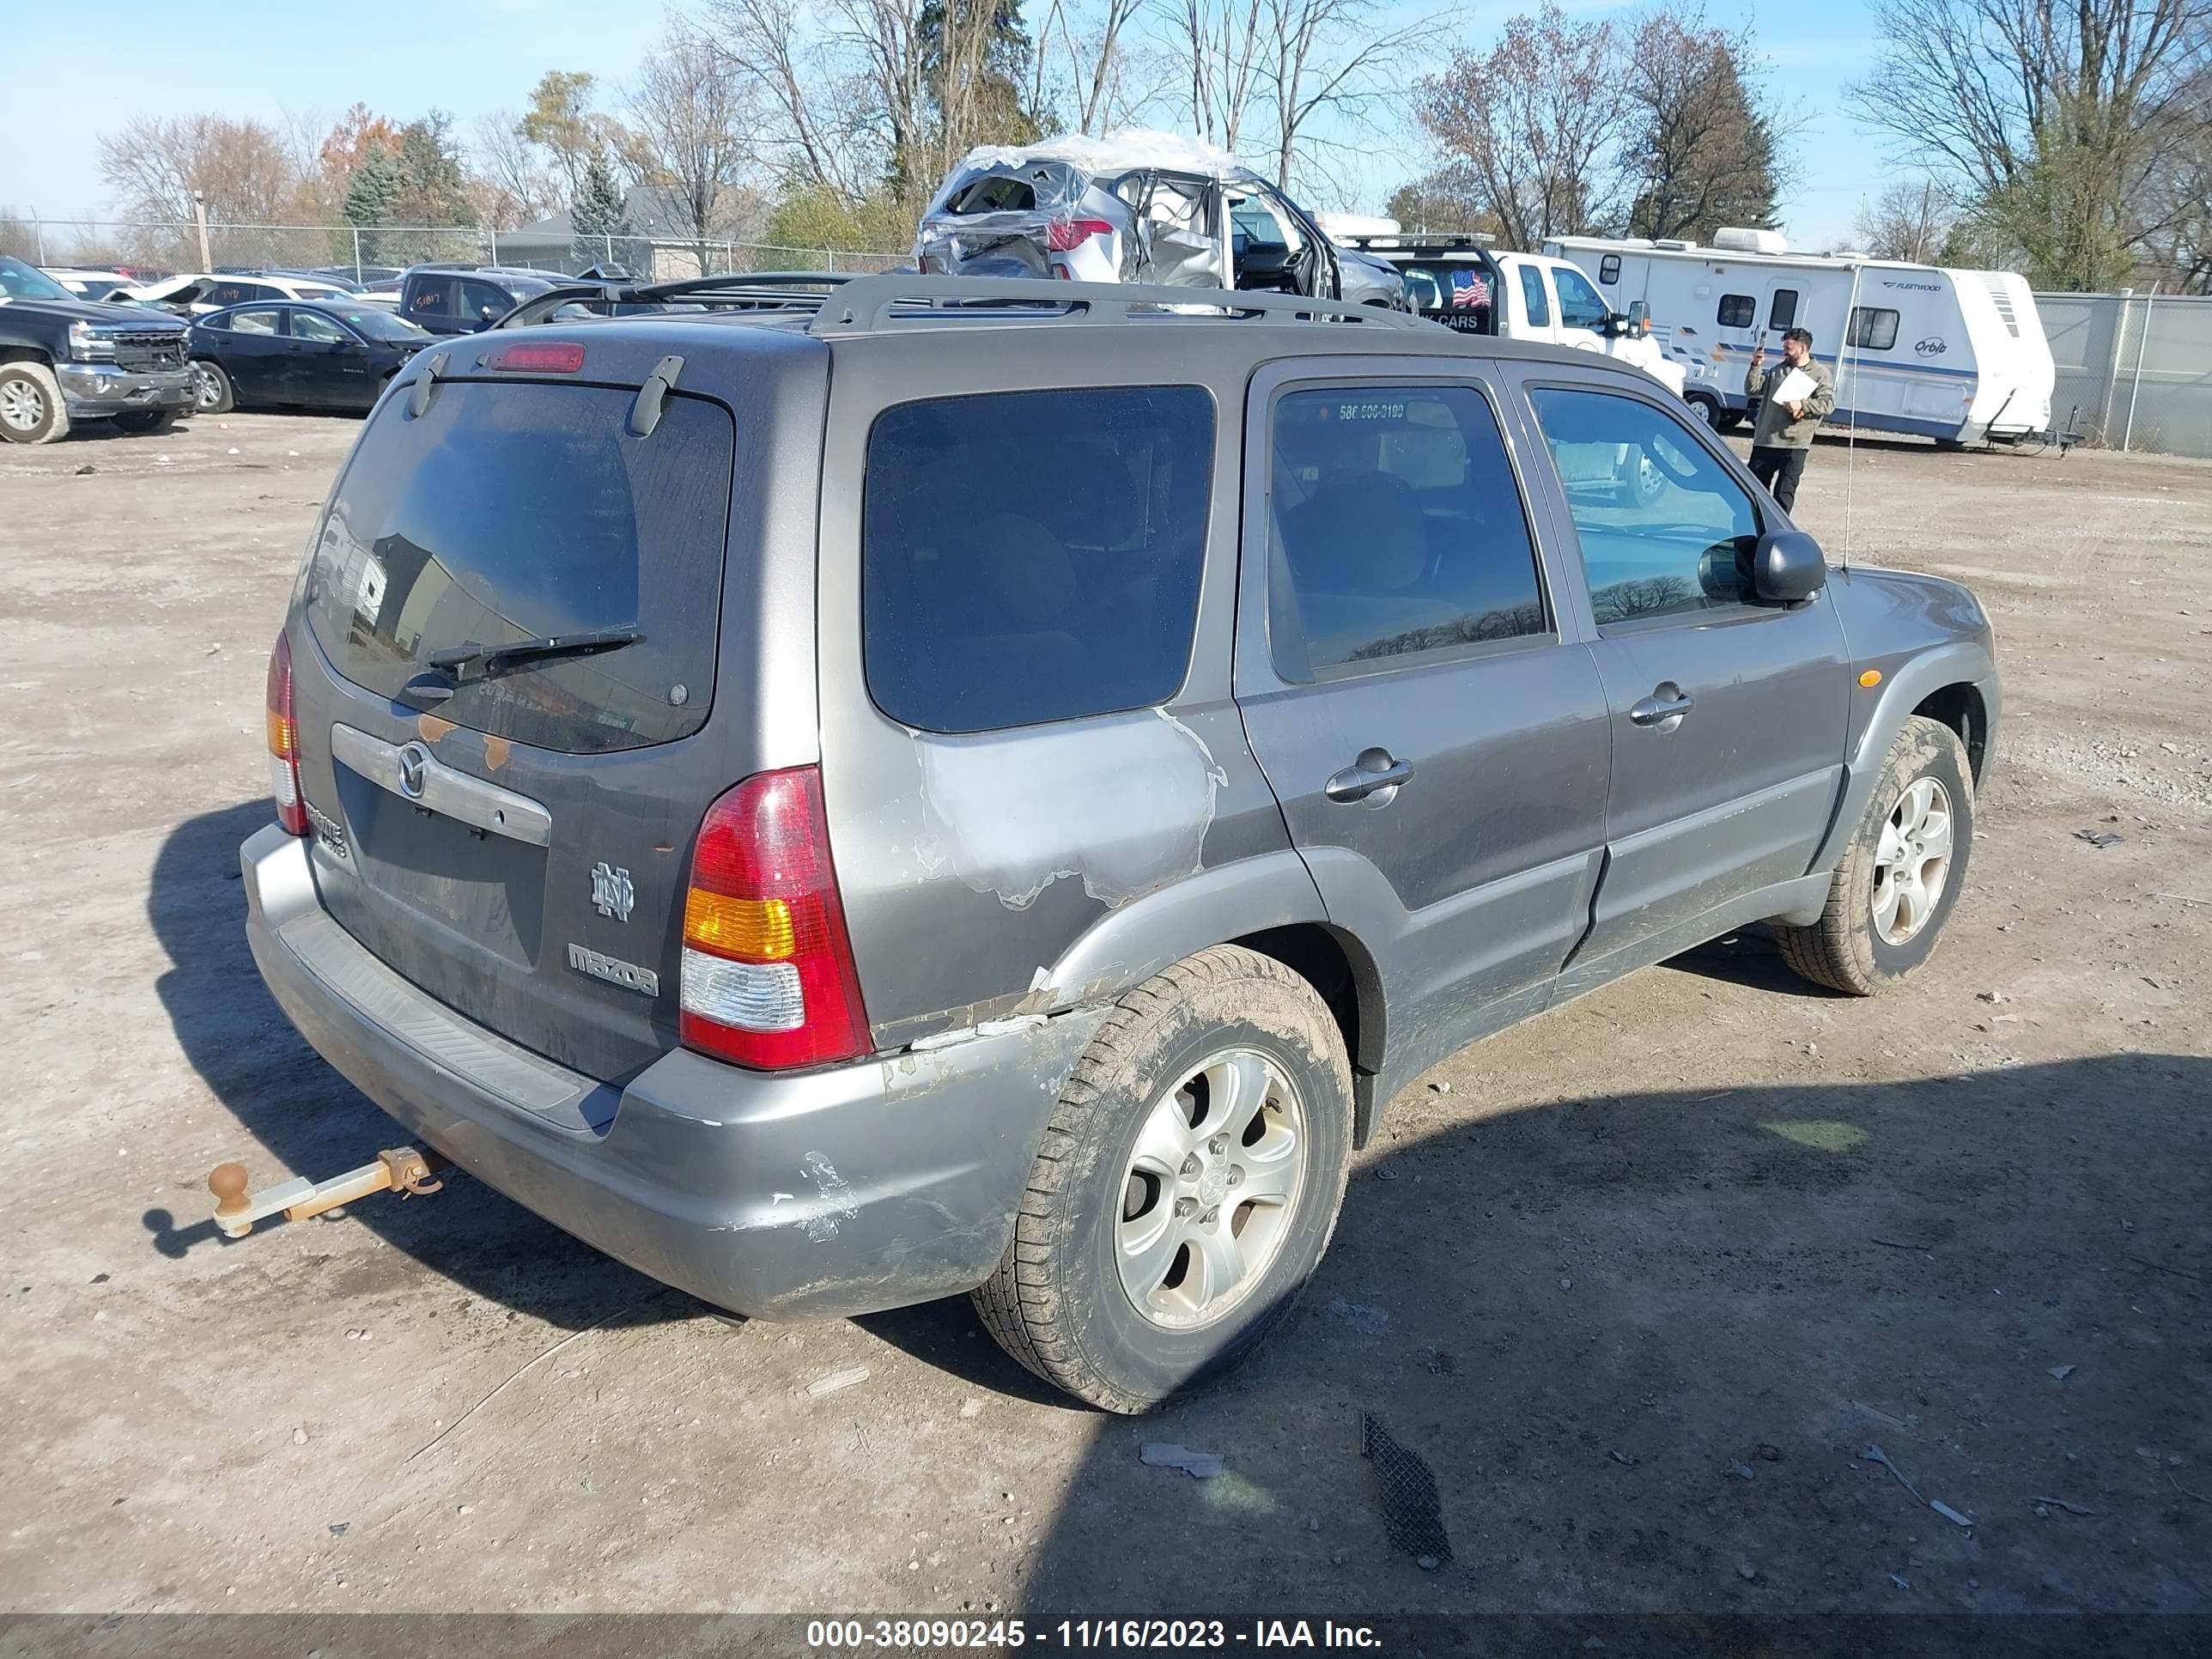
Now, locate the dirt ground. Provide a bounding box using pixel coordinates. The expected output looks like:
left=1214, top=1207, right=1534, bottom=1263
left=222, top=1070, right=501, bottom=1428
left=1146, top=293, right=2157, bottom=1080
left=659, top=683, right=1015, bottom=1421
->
left=1, top=410, right=2207, bottom=1628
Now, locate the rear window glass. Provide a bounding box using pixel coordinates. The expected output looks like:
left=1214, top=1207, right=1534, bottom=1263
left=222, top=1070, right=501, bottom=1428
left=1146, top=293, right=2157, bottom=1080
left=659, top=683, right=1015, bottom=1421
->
left=862, top=386, right=1214, bottom=734
left=304, top=380, right=732, bottom=754
left=947, top=174, right=1037, bottom=214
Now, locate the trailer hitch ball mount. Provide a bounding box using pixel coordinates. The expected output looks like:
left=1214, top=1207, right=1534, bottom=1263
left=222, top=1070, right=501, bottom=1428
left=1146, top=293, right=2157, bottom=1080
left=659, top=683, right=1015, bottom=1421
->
left=208, top=1146, right=444, bottom=1238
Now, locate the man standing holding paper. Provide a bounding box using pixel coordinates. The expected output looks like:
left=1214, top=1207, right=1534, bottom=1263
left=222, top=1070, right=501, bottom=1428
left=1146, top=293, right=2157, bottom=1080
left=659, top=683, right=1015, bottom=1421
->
left=1743, top=326, right=1835, bottom=513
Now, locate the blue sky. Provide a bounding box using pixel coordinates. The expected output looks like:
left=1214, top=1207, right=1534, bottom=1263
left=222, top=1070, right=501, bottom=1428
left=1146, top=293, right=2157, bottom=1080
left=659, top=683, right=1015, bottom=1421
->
left=3, top=0, right=1893, bottom=251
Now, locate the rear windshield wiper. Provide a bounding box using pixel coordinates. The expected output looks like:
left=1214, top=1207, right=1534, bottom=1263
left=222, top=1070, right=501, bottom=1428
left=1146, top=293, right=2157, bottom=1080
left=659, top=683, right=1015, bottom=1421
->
left=428, top=626, right=644, bottom=678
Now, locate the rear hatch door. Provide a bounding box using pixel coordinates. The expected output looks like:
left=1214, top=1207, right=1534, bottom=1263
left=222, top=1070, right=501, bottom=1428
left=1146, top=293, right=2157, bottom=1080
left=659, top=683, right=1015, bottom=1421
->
left=288, top=357, right=763, bottom=1093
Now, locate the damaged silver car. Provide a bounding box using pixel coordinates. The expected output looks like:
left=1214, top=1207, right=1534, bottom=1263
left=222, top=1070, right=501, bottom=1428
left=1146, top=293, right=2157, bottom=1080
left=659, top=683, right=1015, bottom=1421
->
left=914, top=131, right=1407, bottom=309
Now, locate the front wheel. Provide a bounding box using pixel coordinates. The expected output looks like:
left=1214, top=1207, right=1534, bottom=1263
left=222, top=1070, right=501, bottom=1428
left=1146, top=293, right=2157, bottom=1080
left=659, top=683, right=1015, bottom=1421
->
left=1776, top=715, right=1975, bottom=994
left=0, top=362, right=70, bottom=444
left=974, top=946, right=1355, bottom=1412
left=191, top=361, right=234, bottom=415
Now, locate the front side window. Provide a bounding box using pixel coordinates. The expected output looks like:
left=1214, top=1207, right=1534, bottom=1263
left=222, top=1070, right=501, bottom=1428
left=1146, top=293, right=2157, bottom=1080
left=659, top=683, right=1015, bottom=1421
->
left=1518, top=264, right=1552, bottom=327
left=1528, top=386, right=1764, bottom=626
left=1553, top=264, right=1611, bottom=330
left=1771, top=288, right=1799, bottom=329
left=862, top=386, right=1215, bottom=733
left=1848, top=307, right=1901, bottom=349
left=1717, top=294, right=1755, bottom=327
left=459, top=279, right=516, bottom=324
left=1268, top=385, right=1547, bottom=677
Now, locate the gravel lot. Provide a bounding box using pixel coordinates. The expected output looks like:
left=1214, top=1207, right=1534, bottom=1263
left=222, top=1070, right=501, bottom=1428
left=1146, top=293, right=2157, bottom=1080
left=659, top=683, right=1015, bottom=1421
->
left=2, top=409, right=2207, bottom=1625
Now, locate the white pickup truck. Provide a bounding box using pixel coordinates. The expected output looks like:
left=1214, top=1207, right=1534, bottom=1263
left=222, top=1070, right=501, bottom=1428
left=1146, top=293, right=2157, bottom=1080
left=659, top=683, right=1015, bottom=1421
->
left=1322, top=228, right=1689, bottom=398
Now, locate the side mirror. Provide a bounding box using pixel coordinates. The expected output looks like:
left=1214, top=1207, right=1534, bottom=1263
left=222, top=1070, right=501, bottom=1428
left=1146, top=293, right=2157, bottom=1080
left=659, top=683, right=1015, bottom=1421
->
left=1628, top=299, right=1649, bottom=325
left=1753, top=529, right=1827, bottom=604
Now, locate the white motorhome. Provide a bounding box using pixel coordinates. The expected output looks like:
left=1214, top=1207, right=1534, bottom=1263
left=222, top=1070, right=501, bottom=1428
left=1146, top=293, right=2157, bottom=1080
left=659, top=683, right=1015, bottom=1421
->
left=1544, top=228, right=2055, bottom=445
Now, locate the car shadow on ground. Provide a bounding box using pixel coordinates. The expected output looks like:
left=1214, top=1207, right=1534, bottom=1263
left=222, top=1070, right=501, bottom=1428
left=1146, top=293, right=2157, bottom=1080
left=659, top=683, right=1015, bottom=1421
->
left=1007, top=1053, right=2211, bottom=1619
left=147, top=799, right=687, bottom=1331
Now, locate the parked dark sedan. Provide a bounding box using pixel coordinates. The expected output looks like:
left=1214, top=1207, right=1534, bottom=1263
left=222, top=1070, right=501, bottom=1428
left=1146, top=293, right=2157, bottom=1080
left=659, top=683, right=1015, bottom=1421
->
left=189, top=300, right=430, bottom=414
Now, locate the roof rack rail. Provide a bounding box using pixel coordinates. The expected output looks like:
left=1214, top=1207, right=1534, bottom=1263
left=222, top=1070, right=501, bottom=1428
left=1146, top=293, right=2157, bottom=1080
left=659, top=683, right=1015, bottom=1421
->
left=808, top=273, right=1425, bottom=336
left=495, top=271, right=855, bottom=329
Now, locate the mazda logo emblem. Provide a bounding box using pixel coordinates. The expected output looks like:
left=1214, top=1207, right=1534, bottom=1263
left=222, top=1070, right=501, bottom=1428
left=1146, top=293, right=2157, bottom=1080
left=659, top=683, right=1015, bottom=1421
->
left=397, top=742, right=430, bottom=799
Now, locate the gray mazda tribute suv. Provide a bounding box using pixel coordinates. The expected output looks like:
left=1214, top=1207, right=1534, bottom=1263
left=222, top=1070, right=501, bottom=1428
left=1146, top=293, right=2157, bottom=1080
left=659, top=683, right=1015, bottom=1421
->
left=241, top=274, right=1999, bottom=1411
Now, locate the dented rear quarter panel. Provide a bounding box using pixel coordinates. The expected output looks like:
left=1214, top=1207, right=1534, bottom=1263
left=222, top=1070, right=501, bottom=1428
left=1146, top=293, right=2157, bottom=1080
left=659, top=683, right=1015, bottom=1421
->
left=815, top=326, right=1340, bottom=1052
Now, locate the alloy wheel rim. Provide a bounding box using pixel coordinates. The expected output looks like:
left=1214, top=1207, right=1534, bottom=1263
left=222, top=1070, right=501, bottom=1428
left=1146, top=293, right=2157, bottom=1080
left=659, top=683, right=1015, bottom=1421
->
left=192, top=366, right=222, bottom=410
left=1115, top=1048, right=1306, bottom=1329
left=0, top=380, right=44, bottom=430
left=1871, top=776, right=1954, bottom=945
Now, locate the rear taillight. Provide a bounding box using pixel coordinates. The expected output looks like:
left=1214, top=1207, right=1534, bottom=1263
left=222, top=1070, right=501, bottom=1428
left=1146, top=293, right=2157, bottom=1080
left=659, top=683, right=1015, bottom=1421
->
left=679, top=766, right=870, bottom=1071
left=1046, top=217, right=1115, bottom=252
left=266, top=629, right=307, bottom=836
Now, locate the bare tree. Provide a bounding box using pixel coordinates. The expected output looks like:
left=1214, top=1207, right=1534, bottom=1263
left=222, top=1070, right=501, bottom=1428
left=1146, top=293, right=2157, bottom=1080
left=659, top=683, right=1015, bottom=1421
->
left=97, top=115, right=307, bottom=228
left=1847, top=0, right=2212, bottom=287
left=1158, top=0, right=1269, bottom=149
left=470, top=112, right=564, bottom=224
left=1259, top=0, right=1426, bottom=190
left=1034, top=0, right=1156, bottom=131
left=627, top=22, right=767, bottom=271
left=1416, top=6, right=1626, bottom=247
left=1851, top=178, right=1959, bottom=260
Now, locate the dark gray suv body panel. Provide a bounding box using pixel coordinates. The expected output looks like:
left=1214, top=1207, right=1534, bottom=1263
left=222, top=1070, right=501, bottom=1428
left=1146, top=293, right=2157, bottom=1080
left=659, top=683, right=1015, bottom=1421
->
left=243, top=280, right=2000, bottom=1322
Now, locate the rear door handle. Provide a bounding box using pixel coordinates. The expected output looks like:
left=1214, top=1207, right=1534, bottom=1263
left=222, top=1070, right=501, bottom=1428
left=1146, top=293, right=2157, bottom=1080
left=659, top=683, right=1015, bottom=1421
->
left=1324, top=750, right=1414, bottom=804
left=1629, top=684, right=1695, bottom=727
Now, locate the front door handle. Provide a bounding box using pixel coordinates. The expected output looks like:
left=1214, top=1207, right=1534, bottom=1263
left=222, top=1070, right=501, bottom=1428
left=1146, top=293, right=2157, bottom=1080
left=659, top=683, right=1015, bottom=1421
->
left=1324, top=749, right=1414, bottom=804
left=1629, top=684, right=1695, bottom=728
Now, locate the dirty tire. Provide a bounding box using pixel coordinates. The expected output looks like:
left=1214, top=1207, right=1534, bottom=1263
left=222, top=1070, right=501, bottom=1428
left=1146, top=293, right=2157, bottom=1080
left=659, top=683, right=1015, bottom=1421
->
left=1777, top=715, right=1975, bottom=995
left=191, top=361, right=234, bottom=415
left=973, top=945, right=1354, bottom=1413
left=112, top=409, right=179, bottom=434
left=0, top=362, right=70, bottom=445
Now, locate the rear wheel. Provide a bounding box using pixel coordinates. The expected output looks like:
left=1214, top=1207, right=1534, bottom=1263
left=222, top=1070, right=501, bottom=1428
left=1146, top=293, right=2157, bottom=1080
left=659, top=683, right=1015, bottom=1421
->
left=191, top=361, right=234, bottom=415
left=0, top=362, right=70, bottom=444
left=1776, top=715, right=1974, bottom=994
left=974, top=945, right=1355, bottom=1412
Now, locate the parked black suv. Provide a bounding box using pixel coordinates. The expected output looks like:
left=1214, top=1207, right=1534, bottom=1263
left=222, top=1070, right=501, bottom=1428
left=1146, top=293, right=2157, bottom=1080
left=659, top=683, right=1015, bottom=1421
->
left=0, top=255, right=192, bottom=443
left=398, top=265, right=566, bottom=335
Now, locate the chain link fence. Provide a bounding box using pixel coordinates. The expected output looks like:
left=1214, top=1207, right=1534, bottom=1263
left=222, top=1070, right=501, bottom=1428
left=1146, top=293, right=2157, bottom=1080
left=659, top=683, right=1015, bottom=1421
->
left=0, top=217, right=909, bottom=284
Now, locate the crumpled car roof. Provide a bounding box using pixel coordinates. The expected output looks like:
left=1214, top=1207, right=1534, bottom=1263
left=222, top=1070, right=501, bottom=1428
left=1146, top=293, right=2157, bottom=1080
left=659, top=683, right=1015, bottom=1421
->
left=945, top=129, right=1260, bottom=186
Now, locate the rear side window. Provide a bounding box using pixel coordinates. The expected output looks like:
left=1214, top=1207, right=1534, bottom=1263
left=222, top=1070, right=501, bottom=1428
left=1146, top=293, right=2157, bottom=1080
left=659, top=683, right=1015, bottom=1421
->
left=1518, top=264, right=1551, bottom=326
left=1267, top=385, right=1547, bottom=677
left=862, top=386, right=1214, bottom=734
left=305, top=380, right=732, bottom=754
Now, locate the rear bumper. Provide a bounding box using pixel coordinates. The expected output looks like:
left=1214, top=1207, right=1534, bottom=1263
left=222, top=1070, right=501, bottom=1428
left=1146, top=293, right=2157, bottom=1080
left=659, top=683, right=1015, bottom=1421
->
left=57, top=362, right=192, bottom=418
left=240, top=824, right=1097, bottom=1320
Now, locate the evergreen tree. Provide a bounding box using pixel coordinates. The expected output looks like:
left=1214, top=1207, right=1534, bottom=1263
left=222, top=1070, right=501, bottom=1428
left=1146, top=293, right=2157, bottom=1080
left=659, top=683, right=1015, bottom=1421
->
left=391, top=112, right=472, bottom=228
left=342, top=143, right=402, bottom=264
left=571, top=150, right=632, bottom=267
left=1620, top=18, right=1781, bottom=242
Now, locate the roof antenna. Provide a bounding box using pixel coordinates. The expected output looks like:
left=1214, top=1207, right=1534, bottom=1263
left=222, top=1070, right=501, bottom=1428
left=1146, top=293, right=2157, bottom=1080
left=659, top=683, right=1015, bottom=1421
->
left=1838, top=260, right=1863, bottom=572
